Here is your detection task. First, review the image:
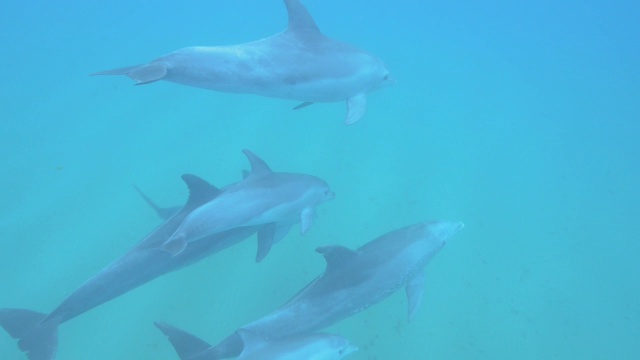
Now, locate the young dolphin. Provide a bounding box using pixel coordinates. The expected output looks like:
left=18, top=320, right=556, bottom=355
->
left=155, top=220, right=464, bottom=360
left=162, top=149, right=334, bottom=259
left=91, top=0, right=394, bottom=124
left=0, top=175, right=261, bottom=360
left=235, top=330, right=357, bottom=360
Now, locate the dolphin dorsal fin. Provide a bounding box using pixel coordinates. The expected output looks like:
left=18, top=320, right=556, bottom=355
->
left=316, top=245, right=358, bottom=273
left=242, top=149, right=273, bottom=177
left=181, top=174, right=221, bottom=209
left=284, top=0, right=320, bottom=35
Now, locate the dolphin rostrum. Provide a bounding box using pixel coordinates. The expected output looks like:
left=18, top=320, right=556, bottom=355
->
left=0, top=175, right=260, bottom=360
left=91, top=0, right=394, bottom=124
left=162, top=149, right=334, bottom=260
left=155, top=220, right=464, bottom=359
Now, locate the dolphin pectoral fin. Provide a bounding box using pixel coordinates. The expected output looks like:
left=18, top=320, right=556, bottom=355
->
left=293, top=101, right=314, bottom=110
left=129, top=62, right=168, bottom=85
left=132, top=184, right=180, bottom=220
left=91, top=62, right=167, bottom=85
left=256, top=223, right=277, bottom=263
left=162, top=235, right=188, bottom=256
left=90, top=65, right=142, bottom=76
left=345, top=93, right=367, bottom=125
left=273, top=223, right=293, bottom=245
left=300, top=207, right=315, bottom=234
left=154, top=321, right=212, bottom=360
left=405, top=271, right=425, bottom=322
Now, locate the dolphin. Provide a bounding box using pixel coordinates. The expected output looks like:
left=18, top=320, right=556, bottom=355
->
left=91, top=0, right=394, bottom=125
left=162, top=149, right=334, bottom=259
left=155, top=220, right=464, bottom=360
left=234, top=330, right=357, bottom=360
left=0, top=175, right=261, bottom=360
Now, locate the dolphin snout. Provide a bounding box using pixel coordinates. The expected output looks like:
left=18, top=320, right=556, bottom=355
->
left=384, top=74, right=397, bottom=85
left=425, top=220, right=464, bottom=242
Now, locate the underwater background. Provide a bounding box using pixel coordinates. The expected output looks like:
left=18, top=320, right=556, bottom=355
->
left=1, top=0, right=638, bottom=359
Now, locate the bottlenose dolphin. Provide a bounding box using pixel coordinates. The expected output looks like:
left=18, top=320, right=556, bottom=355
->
left=91, top=0, right=394, bottom=124
left=162, top=149, right=334, bottom=259
left=0, top=175, right=260, bottom=360
left=155, top=220, right=464, bottom=359
left=234, top=331, right=357, bottom=360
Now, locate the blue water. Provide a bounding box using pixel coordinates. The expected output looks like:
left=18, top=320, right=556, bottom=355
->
left=1, top=0, right=639, bottom=359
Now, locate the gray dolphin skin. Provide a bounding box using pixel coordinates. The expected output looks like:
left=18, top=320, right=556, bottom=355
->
left=162, top=149, right=334, bottom=259
left=155, top=220, right=464, bottom=360
left=91, top=0, right=394, bottom=125
left=235, top=331, right=357, bottom=360
left=0, top=175, right=260, bottom=360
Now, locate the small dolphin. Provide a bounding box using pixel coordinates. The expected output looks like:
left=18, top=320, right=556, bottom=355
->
left=91, top=0, right=394, bottom=124
left=162, top=149, right=334, bottom=259
left=0, top=175, right=260, bottom=360
left=155, top=220, right=464, bottom=359
left=235, top=330, right=357, bottom=360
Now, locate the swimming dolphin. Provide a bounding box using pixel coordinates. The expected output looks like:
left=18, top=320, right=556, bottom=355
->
left=91, top=0, right=394, bottom=124
left=162, top=149, right=334, bottom=259
left=0, top=175, right=261, bottom=360
left=234, top=330, right=357, bottom=360
left=155, top=220, right=464, bottom=359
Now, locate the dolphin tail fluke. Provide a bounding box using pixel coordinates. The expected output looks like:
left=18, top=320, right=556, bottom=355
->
left=0, top=308, right=58, bottom=360
left=154, top=321, right=214, bottom=360
left=90, top=62, right=167, bottom=85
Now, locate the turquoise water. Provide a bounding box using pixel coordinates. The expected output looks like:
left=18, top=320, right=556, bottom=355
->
left=1, top=0, right=639, bottom=359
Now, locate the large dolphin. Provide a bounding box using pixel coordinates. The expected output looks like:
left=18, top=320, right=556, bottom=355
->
left=91, top=0, right=394, bottom=125
left=0, top=175, right=261, bottom=360
left=162, top=149, right=334, bottom=260
left=155, top=220, right=464, bottom=359
left=234, top=331, right=357, bottom=360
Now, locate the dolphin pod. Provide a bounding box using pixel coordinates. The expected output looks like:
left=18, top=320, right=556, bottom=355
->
left=2, top=1, right=463, bottom=359
left=92, top=0, right=394, bottom=125
left=0, top=150, right=334, bottom=359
